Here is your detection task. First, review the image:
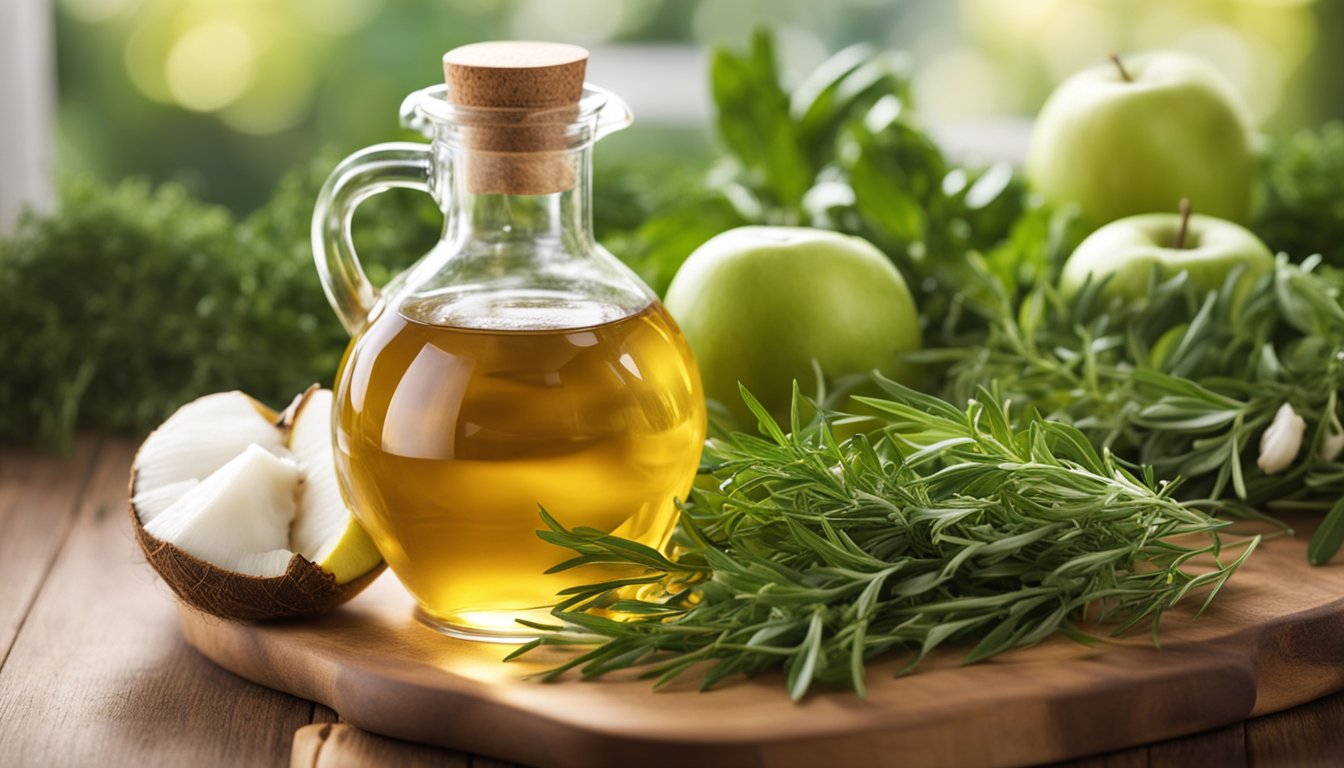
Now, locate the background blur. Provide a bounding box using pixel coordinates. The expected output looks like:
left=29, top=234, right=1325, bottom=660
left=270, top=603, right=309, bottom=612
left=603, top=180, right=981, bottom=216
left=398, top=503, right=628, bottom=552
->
left=54, top=0, right=1344, bottom=214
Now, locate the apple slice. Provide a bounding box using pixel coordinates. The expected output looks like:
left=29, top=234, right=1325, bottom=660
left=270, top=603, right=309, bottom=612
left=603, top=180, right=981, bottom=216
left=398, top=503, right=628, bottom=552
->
left=287, top=388, right=383, bottom=585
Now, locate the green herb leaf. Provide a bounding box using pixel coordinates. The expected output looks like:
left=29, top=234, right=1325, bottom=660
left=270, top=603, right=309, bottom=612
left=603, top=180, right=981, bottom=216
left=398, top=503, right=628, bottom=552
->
left=1308, top=495, right=1344, bottom=566
left=710, top=29, right=813, bottom=211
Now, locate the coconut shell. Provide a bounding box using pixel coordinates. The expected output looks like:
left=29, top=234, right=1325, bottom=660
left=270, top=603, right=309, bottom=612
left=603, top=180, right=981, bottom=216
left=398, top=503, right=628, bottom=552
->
left=128, top=461, right=384, bottom=622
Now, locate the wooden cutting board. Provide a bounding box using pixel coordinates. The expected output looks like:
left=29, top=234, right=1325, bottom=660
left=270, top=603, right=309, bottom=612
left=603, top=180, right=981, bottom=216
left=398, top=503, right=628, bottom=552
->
left=176, top=513, right=1344, bottom=768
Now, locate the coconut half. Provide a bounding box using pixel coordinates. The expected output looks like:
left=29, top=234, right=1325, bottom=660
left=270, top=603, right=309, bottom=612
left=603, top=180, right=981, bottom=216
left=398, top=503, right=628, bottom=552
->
left=129, top=387, right=384, bottom=621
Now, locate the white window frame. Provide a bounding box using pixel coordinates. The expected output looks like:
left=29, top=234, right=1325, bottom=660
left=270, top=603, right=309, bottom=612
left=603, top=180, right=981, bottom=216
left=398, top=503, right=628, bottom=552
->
left=0, top=0, right=55, bottom=234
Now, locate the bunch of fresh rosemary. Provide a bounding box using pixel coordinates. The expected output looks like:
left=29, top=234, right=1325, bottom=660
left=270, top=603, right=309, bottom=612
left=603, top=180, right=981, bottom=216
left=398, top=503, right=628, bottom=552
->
left=925, top=254, right=1344, bottom=564
left=515, top=381, right=1256, bottom=698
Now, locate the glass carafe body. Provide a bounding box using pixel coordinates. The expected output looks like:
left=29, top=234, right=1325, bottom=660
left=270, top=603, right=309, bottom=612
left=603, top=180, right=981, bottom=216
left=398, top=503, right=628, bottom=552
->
left=313, top=84, right=705, bottom=641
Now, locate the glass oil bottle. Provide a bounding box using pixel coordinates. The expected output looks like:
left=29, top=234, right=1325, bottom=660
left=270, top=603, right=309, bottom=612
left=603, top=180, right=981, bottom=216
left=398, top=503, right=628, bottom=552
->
left=312, top=42, right=706, bottom=640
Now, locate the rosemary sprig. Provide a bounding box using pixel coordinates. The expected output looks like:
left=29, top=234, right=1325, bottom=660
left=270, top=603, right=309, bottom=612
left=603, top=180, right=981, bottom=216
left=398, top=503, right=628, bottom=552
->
left=926, top=254, right=1344, bottom=561
left=513, top=381, right=1257, bottom=699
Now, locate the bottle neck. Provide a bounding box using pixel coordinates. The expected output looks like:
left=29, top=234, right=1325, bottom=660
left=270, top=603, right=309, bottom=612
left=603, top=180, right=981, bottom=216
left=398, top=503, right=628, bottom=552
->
left=439, top=144, right=595, bottom=256
left=395, top=136, right=652, bottom=329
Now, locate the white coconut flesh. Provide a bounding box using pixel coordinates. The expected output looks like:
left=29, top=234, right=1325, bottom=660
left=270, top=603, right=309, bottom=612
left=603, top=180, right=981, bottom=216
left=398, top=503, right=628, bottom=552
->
left=145, top=444, right=299, bottom=577
left=133, top=391, right=284, bottom=493
left=132, top=389, right=377, bottom=581
left=132, top=479, right=198, bottom=525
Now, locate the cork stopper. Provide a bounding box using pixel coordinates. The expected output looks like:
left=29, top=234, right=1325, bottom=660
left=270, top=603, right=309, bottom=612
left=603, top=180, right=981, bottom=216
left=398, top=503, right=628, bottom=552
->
left=442, top=42, right=590, bottom=196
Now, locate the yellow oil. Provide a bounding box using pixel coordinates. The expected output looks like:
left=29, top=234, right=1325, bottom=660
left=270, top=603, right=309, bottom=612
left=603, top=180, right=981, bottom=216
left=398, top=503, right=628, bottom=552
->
left=333, top=298, right=705, bottom=640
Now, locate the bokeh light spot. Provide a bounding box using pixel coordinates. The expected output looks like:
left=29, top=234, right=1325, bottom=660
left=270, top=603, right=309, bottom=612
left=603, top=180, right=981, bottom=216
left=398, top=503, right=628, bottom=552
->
left=164, top=21, right=256, bottom=112
left=124, top=18, right=172, bottom=104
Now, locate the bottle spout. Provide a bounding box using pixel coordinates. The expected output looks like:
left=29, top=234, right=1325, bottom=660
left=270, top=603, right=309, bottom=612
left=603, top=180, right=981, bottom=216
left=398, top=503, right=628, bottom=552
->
left=399, top=89, right=435, bottom=138
left=593, top=87, right=633, bottom=141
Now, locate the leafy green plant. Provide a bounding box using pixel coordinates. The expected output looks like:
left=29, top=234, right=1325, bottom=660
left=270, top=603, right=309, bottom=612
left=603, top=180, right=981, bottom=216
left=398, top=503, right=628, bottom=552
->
left=618, top=29, right=1028, bottom=303
left=515, top=381, right=1256, bottom=698
left=711, top=31, right=813, bottom=213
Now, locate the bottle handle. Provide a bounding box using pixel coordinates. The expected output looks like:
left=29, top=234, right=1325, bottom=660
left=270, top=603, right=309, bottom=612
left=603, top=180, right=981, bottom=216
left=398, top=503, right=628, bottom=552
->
left=312, top=142, right=434, bottom=336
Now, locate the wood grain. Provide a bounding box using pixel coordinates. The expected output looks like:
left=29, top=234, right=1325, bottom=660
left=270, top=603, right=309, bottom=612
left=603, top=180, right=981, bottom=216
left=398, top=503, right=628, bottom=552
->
left=175, top=511, right=1344, bottom=768
left=0, top=437, right=98, bottom=666
left=0, top=442, right=313, bottom=767
left=313, top=703, right=341, bottom=724
left=1046, top=721, right=1248, bottom=768
left=1149, top=723, right=1246, bottom=767
left=292, top=723, right=471, bottom=768
left=1057, top=687, right=1344, bottom=767
left=1246, top=686, right=1344, bottom=767
left=1054, top=751, right=1148, bottom=768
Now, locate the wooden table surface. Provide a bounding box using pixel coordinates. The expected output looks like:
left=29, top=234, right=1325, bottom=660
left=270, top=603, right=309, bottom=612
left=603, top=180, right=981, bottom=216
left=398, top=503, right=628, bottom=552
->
left=2, top=436, right=1342, bottom=768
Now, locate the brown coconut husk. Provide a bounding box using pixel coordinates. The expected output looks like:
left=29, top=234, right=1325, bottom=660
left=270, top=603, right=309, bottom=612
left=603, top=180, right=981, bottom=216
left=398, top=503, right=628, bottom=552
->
left=128, top=464, right=384, bottom=622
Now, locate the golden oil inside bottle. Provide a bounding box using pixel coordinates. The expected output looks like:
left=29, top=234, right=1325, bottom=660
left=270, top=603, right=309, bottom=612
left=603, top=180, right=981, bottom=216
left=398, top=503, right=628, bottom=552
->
left=334, top=297, right=705, bottom=640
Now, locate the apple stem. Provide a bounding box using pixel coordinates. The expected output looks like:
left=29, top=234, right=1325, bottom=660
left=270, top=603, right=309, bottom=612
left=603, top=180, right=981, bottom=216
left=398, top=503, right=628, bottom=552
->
left=1174, top=198, right=1192, bottom=250
left=1109, top=52, right=1133, bottom=83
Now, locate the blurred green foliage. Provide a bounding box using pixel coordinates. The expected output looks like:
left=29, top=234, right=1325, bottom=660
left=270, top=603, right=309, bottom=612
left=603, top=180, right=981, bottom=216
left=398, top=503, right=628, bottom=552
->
left=0, top=159, right=438, bottom=447
left=1256, top=123, right=1344, bottom=266
left=0, top=179, right=239, bottom=444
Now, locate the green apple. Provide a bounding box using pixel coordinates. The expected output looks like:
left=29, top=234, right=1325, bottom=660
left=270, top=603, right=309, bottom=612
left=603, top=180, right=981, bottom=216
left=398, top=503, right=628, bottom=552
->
left=663, top=226, right=921, bottom=426
left=1027, top=51, right=1255, bottom=228
left=1059, top=206, right=1273, bottom=301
